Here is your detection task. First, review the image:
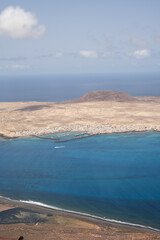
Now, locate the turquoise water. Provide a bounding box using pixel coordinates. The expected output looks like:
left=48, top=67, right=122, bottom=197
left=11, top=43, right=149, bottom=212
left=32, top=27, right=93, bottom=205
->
left=0, top=132, right=160, bottom=229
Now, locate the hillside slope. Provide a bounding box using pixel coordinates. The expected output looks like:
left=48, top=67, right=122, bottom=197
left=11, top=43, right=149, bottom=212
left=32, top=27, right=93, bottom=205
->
left=70, top=91, right=137, bottom=103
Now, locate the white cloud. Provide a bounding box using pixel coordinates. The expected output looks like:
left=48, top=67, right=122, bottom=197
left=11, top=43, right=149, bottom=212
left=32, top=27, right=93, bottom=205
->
left=12, top=64, right=25, bottom=69
left=0, top=6, right=45, bottom=39
left=79, top=50, right=98, bottom=58
left=130, top=49, right=150, bottom=59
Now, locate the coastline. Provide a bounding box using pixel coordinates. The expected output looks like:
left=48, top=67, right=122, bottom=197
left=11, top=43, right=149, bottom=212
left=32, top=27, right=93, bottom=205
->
left=0, top=195, right=159, bottom=233
left=0, top=124, right=160, bottom=139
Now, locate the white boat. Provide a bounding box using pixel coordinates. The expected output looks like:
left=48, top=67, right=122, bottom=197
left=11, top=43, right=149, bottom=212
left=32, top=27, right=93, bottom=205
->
left=54, top=146, right=65, bottom=149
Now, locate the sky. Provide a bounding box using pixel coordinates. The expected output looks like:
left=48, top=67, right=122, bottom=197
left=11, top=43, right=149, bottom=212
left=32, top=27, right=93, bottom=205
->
left=0, top=0, right=160, bottom=75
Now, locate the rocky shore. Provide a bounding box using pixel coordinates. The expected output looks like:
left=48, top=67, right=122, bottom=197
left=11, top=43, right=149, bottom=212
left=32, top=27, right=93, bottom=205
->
left=11, top=124, right=160, bottom=138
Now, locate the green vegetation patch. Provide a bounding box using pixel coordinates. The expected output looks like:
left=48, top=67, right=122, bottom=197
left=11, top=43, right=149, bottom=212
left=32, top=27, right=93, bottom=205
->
left=0, top=207, right=52, bottom=224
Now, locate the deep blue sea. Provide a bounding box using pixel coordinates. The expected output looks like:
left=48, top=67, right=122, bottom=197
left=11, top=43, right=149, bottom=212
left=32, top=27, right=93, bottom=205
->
left=0, top=132, right=160, bottom=229
left=0, top=73, right=160, bottom=101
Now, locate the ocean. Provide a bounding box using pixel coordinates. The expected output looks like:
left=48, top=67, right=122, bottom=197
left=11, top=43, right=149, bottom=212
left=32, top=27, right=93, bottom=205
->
left=0, top=132, right=160, bottom=230
left=0, top=73, right=160, bottom=102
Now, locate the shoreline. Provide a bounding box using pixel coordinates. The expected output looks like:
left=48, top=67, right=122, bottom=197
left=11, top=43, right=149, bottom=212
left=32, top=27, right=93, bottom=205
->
left=0, top=195, right=159, bottom=234
left=1, top=124, right=160, bottom=140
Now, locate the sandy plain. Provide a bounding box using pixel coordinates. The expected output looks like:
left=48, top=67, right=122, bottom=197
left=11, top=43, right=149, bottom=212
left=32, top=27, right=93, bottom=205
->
left=0, top=95, right=160, bottom=138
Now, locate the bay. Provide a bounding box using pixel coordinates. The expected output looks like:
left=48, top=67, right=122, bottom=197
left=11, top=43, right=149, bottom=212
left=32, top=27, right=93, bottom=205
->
left=0, top=132, right=160, bottom=229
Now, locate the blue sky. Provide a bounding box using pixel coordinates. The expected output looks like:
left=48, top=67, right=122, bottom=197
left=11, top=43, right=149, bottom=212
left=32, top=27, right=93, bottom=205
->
left=0, top=0, right=160, bottom=75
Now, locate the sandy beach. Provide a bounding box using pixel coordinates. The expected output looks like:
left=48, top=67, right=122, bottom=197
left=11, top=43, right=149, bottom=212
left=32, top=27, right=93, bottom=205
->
left=0, top=196, right=160, bottom=240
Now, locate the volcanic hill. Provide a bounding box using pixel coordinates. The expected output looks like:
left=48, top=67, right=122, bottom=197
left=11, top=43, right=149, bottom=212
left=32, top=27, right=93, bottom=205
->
left=69, top=91, right=137, bottom=103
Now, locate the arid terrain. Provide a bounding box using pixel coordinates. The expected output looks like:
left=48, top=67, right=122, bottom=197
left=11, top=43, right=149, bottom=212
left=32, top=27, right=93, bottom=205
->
left=0, top=91, right=160, bottom=138
left=0, top=197, right=160, bottom=240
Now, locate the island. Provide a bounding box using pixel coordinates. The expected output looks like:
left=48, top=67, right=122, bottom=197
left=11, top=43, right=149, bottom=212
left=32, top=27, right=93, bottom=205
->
left=0, top=91, right=160, bottom=138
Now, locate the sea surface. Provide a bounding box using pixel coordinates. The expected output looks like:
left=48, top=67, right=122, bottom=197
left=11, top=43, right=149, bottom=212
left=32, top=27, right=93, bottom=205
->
left=0, top=73, right=160, bottom=101
left=0, top=132, right=160, bottom=229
